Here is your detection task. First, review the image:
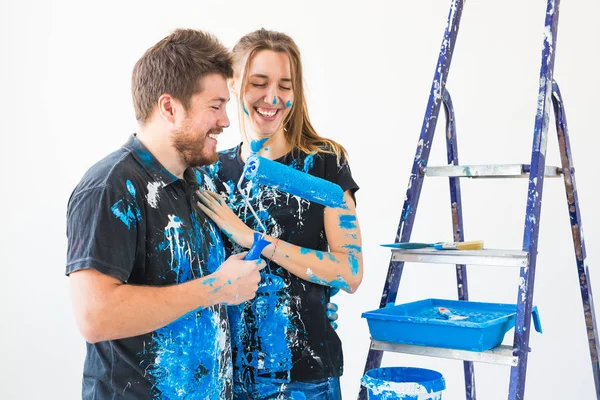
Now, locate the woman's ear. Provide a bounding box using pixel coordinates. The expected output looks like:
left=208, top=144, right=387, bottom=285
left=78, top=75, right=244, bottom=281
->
left=228, top=78, right=237, bottom=96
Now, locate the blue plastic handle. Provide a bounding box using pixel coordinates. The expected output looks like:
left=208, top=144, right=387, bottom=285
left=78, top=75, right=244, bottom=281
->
left=244, top=232, right=271, bottom=260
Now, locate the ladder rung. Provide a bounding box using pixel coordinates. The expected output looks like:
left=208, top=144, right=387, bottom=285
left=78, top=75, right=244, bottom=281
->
left=391, top=248, right=529, bottom=267
left=370, top=340, right=519, bottom=366
left=425, top=164, right=562, bottom=178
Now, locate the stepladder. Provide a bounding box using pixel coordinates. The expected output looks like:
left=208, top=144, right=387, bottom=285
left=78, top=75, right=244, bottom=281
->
left=357, top=0, right=600, bottom=399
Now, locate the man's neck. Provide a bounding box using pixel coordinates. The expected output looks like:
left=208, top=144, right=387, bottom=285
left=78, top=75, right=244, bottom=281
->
left=136, top=124, right=186, bottom=179
left=240, top=129, right=291, bottom=162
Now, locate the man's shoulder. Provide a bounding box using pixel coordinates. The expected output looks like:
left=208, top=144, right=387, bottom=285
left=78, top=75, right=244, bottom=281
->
left=71, top=148, right=143, bottom=197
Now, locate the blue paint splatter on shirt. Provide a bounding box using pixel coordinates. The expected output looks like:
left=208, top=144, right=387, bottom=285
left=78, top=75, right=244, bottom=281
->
left=150, top=212, right=231, bottom=399
left=111, top=180, right=141, bottom=229
left=303, top=154, right=315, bottom=173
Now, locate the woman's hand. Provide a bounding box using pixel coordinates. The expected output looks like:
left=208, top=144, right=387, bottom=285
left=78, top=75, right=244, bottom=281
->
left=196, top=189, right=254, bottom=249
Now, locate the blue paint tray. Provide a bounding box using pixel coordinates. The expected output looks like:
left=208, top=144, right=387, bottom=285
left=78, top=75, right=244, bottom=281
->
left=362, top=299, right=542, bottom=352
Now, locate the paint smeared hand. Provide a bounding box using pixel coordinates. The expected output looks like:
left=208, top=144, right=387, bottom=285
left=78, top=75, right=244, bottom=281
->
left=197, top=189, right=254, bottom=248
left=327, top=302, right=339, bottom=330
left=207, top=252, right=266, bottom=305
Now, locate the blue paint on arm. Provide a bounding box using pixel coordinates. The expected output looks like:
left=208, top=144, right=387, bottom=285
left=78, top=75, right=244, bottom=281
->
left=307, top=272, right=351, bottom=292
left=202, top=277, right=219, bottom=287
left=300, top=247, right=325, bottom=260
left=339, top=215, right=357, bottom=229
left=326, top=253, right=340, bottom=263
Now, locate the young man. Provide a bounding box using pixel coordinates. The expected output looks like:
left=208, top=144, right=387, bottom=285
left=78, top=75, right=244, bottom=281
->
left=65, top=29, right=264, bottom=399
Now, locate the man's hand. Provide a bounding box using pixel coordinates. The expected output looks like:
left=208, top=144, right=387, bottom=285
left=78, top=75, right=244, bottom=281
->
left=208, top=252, right=266, bottom=305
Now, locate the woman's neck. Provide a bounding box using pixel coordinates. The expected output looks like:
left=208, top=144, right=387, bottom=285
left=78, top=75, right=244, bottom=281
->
left=240, top=128, right=291, bottom=161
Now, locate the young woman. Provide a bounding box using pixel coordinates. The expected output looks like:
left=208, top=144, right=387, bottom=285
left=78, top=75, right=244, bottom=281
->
left=198, top=29, right=363, bottom=399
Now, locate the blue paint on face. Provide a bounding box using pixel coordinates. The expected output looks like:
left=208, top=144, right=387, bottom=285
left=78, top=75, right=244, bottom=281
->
left=339, top=215, right=357, bottom=229
left=273, top=96, right=277, bottom=105
left=251, top=138, right=269, bottom=153
left=303, top=154, right=315, bottom=173
left=300, top=247, right=325, bottom=260
left=286, top=100, right=292, bottom=108
left=243, top=104, right=250, bottom=116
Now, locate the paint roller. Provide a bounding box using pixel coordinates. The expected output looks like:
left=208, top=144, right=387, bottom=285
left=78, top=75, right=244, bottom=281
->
left=238, top=154, right=346, bottom=260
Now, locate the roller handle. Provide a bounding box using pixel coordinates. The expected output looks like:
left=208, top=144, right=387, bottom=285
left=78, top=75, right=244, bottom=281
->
left=244, top=231, right=271, bottom=260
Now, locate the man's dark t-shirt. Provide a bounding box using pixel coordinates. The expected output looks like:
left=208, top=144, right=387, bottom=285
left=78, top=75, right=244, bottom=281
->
left=66, top=135, right=232, bottom=399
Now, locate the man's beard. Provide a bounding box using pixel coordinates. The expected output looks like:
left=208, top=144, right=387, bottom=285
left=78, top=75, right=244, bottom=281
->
left=172, top=118, right=221, bottom=168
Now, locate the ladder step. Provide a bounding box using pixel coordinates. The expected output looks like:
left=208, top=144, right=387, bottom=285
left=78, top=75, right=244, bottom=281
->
left=370, top=340, right=518, bottom=366
left=425, top=164, right=562, bottom=178
left=391, top=248, right=529, bottom=267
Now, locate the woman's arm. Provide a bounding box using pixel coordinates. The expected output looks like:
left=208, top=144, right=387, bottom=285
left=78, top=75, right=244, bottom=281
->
left=197, top=189, right=363, bottom=293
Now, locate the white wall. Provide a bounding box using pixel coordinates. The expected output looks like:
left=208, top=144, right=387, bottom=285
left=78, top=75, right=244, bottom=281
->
left=1, top=0, right=599, bottom=398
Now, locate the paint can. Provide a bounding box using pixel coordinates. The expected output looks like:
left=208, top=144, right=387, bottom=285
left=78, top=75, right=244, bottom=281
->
left=361, top=367, right=445, bottom=400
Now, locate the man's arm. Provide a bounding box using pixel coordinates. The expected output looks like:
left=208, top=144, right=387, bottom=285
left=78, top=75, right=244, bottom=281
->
left=69, top=253, right=264, bottom=344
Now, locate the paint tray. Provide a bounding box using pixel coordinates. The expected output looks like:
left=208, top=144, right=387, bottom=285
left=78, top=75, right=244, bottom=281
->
left=362, top=298, right=542, bottom=352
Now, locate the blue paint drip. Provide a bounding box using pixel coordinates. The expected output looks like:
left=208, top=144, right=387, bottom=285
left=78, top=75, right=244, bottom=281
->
left=229, top=273, right=293, bottom=385
left=150, top=214, right=229, bottom=398
left=243, top=104, right=250, bottom=116
left=303, top=153, right=315, bottom=173
left=300, top=247, right=324, bottom=260
left=348, top=254, right=360, bottom=276
left=126, top=180, right=136, bottom=197
left=285, top=100, right=292, bottom=108
left=250, top=138, right=269, bottom=153
left=339, top=215, right=357, bottom=229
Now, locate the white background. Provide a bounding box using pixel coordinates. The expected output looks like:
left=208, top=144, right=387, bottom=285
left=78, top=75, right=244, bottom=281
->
left=1, top=0, right=599, bottom=399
